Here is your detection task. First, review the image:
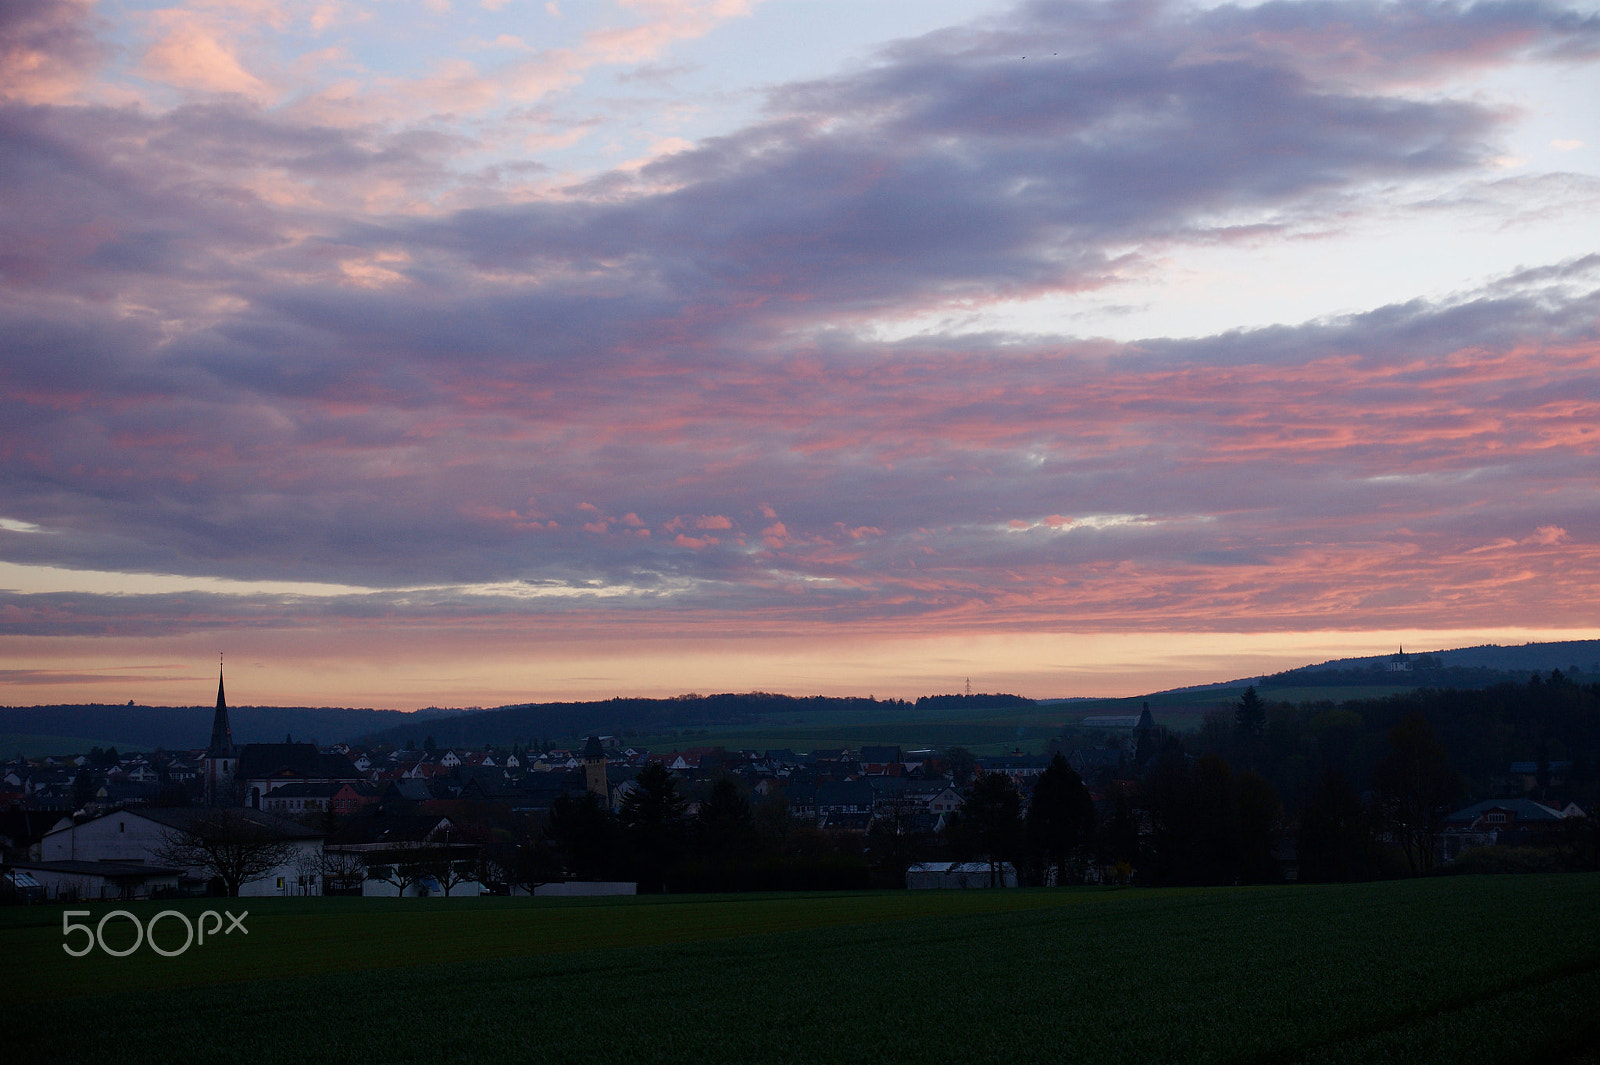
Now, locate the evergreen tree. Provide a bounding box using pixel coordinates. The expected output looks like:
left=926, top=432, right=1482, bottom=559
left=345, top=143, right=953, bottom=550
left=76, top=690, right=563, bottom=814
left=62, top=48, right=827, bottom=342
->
left=1235, top=686, right=1266, bottom=737
left=693, top=776, right=757, bottom=868
left=619, top=763, right=689, bottom=892
left=545, top=790, right=621, bottom=881
left=1026, top=753, right=1096, bottom=885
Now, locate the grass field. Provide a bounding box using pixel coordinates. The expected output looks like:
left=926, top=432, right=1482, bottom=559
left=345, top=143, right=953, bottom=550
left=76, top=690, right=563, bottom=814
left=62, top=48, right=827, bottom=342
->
left=6, top=874, right=1598, bottom=1063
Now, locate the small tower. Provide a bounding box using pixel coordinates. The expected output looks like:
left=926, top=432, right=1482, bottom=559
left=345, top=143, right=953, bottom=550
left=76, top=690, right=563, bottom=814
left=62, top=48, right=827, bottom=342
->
left=203, top=661, right=237, bottom=805
left=1134, top=702, right=1158, bottom=769
left=583, top=735, right=608, bottom=803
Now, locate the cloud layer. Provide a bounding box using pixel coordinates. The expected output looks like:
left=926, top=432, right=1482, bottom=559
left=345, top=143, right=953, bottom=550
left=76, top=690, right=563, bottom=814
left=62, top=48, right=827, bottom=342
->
left=2, top=0, right=1598, bottom=703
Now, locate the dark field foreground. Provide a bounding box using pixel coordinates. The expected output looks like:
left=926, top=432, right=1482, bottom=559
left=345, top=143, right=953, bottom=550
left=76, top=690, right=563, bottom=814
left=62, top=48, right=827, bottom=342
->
left=6, top=874, right=1598, bottom=1064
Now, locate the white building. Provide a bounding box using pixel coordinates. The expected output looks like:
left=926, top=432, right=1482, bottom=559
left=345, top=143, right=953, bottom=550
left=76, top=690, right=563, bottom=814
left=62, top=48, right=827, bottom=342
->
left=41, top=807, right=324, bottom=897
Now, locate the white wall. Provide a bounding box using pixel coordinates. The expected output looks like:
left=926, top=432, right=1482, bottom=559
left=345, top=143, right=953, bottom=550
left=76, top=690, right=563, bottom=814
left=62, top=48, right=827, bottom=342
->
left=41, top=812, right=322, bottom=897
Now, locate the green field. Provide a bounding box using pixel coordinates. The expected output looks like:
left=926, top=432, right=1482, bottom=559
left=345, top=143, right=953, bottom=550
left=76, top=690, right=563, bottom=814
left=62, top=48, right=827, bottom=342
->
left=6, top=874, right=1598, bottom=1063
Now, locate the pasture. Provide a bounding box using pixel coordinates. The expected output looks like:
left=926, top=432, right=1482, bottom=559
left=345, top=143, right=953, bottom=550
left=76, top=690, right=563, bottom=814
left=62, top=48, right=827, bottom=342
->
left=6, top=874, right=1598, bottom=1063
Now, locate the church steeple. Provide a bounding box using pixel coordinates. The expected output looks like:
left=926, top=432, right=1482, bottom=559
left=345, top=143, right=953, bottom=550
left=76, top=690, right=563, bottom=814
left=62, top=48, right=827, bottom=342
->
left=203, top=659, right=239, bottom=805
left=208, top=661, right=235, bottom=757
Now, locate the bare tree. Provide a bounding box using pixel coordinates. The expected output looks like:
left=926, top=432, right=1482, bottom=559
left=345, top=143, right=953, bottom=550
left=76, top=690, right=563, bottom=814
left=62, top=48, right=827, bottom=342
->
left=417, top=845, right=479, bottom=896
left=151, top=808, right=304, bottom=897
left=321, top=847, right=369, bottom=895
left=359, top=843, right=477, bottom=896
left=293, top=845, right=324, bottom=896
left=363, top=850, right=425, bottom=889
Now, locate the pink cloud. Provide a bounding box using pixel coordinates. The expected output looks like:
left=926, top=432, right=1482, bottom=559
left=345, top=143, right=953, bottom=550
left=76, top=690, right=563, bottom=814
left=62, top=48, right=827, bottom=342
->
left=3, top=0, right=1599, bottom=703
left=0, top=0, right=103, bottom=104
left=140, top=10, right=275, bottom=100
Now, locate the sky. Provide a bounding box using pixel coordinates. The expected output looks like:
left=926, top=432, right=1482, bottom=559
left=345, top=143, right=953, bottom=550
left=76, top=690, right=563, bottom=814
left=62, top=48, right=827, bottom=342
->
left=2, top=0, right=1598, bottom=711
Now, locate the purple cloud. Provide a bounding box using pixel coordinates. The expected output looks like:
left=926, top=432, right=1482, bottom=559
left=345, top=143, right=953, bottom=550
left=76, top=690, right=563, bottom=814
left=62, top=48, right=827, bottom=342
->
left=1, top=0, right=1597, bottom=692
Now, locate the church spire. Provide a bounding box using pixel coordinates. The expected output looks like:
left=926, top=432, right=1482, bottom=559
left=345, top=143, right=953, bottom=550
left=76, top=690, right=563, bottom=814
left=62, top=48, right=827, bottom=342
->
left=208, top=658, right=234, bottom=757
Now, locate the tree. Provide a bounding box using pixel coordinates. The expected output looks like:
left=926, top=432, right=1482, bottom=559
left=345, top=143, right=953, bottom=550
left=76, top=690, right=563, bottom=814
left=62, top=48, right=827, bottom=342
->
left=618, top=763, right=689, bottom=892
left=321, top=847, right=369, bottom=895
left=1235, top=686, right=1266, bottom=737
left=1233, top=769, right=1282, bottom=884
left=365, top=856, right=425, bottom=897
left=865, top=800, right=927, bottom=888
left=955, top=772, right=1023, bottom=887
left=1026, top=753, right=1095, bottom=885
left=1373, top=713, right=1458, bottom=876
left=1189, top=753, right=1240, bottom=884
left=151, top=808, right=304, bottom=897
left=1097, top=792, right=1141, bottom=881
left=416, top=846, right=478, bottom=896
left=693, top=776, right=756, bottom=863
left=945, top=747, right=977, bottom=787
left=1142, top=750, right=1280, bottom=886
left=545, top=790, right=621, bottom=881
left=1298, top=766, right=1379, bottom=882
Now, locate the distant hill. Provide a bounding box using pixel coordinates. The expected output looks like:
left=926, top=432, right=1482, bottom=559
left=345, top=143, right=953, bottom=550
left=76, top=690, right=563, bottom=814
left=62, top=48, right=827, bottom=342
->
left=1292, top=639, right=1600, bottom=675
left=0, top=704, right=457, bottom=756
left=355, top=692, right=994, bottom=750
left=1254, top=639, right=1600, bottom=689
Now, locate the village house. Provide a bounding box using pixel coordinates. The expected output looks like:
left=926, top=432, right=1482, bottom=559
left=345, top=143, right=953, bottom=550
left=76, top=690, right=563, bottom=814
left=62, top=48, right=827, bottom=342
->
left=1438, top=797, right=1584, bottom=861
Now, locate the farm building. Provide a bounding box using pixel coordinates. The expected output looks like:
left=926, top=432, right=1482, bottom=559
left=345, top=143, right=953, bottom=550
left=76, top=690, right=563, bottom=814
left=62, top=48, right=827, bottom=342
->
left=906, top=861, right=1018, bottom=889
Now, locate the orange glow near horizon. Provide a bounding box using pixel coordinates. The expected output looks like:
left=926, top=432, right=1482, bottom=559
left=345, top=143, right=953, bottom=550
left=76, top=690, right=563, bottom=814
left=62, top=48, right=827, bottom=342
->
left=4, top=627, right=1595, bottom=712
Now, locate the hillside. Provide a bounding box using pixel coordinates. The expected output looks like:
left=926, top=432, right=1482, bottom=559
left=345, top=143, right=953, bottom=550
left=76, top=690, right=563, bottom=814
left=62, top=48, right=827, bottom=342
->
left=356, top=692, right=1036, bottom=751
left=0, top=704, right=459, bottom=756
left=1274, top=639, right=1600, bottom=679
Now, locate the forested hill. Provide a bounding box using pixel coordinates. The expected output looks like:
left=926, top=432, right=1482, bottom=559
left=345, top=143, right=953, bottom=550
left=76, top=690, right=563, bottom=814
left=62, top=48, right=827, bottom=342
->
left=358, top=692, right=1034, bottom=750
left=1261, top=639, right=1600, bottom=689
left=0, top=704, right=455, bottom=754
